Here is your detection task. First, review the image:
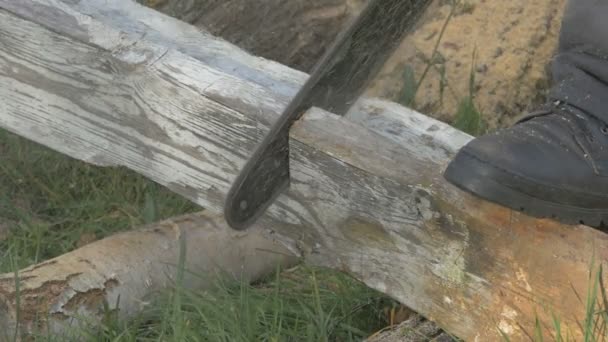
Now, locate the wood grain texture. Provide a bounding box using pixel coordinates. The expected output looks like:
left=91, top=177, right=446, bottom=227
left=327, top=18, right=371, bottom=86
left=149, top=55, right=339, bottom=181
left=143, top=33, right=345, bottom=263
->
left=0, top=0, right=607, bottom=340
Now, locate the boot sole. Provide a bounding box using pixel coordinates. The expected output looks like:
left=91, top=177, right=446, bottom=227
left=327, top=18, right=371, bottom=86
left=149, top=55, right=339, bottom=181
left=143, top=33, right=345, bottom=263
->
left=444, top=151, right=608, bottom=227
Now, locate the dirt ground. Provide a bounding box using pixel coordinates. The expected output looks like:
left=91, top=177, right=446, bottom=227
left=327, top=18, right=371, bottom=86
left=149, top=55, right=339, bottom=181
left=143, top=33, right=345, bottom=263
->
left=139, top=0, right=568, bottom=339
left=141, top=0, right=566, bottom=131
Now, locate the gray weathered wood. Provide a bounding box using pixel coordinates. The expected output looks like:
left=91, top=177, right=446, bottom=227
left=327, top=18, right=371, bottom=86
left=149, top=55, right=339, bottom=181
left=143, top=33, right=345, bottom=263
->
left=0, top=0, right=607, bottom=340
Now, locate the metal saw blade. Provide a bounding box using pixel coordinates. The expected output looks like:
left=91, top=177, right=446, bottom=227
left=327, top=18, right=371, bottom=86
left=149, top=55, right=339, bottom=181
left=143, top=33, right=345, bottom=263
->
left=224, top=0, right=430, bottom=230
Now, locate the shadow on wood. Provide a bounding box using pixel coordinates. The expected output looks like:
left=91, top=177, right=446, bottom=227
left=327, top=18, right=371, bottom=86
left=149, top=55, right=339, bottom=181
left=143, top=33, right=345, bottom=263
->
left=0, top=211, right=297, bottom=338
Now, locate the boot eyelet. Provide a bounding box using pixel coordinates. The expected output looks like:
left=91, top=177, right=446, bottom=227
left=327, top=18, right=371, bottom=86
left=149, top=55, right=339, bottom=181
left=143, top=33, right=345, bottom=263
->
left=601, top=126, right=608, bottom=134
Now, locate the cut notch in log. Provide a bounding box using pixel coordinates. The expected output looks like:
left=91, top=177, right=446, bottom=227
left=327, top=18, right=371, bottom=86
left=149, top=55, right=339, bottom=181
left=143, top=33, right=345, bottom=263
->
left=0, top=0, right=606, bottom=340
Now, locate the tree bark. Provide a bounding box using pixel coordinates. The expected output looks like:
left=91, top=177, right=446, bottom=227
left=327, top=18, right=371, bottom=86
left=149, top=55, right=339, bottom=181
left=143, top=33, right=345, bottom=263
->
left=0, top=211, right=297, bottom=338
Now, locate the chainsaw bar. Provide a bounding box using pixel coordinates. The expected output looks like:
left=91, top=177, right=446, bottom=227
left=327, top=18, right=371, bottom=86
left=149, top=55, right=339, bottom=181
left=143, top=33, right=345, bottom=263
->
left=225, top=0, right=430, bottom=230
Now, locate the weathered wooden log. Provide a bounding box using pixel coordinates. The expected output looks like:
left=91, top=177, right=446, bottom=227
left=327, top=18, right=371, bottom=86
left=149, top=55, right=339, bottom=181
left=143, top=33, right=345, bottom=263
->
left=0, top=0, right=607, bottom=340
left=0, top=211, right=297, bottom=338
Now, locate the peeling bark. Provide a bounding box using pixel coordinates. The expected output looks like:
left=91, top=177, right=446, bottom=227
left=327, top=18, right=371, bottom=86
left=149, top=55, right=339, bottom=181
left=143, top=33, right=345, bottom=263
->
left=0, top=212, right=297, bottom=338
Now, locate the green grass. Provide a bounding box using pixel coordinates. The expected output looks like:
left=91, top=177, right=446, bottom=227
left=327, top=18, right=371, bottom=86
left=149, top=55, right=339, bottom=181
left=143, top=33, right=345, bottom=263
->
left=0, top=129, right=201, bottom=272
left=0, top=97, right=605, bottom=342
left=0, top=129, right=396, bottom=341
left=46, top=266, right=393, bottom=342
left=397, top=0, right=486, bottom=137
left=398, top=0, right=455, bottom=110
left=4, top=124, right=606, bottom=342
left=451, top=50, right=485, bottom=136
left=497, top=258, right=608, bottom=342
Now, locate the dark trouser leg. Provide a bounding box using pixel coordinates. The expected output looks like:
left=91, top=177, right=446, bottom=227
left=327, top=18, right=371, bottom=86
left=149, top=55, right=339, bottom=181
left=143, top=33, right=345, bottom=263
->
left=550, top=0, right=608, bottom=123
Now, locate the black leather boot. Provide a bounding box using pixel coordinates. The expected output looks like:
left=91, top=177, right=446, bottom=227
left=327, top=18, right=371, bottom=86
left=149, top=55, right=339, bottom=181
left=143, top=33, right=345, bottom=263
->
left=444, top=0, right=608, bottom=227
left=444, top=103, right=608, bottom=226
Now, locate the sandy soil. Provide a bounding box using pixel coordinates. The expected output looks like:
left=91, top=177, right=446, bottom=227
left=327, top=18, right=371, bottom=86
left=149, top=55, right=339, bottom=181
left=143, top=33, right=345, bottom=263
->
left=366, top=0, right=567, bottom=130
left=142, top=0, right=566, bottom=131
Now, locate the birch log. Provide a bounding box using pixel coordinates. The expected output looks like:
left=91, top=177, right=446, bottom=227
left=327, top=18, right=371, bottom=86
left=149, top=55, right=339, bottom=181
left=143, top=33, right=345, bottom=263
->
left=0, top=0, right=607, bottom=340
left=0, top=212, right=297, bottom=339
